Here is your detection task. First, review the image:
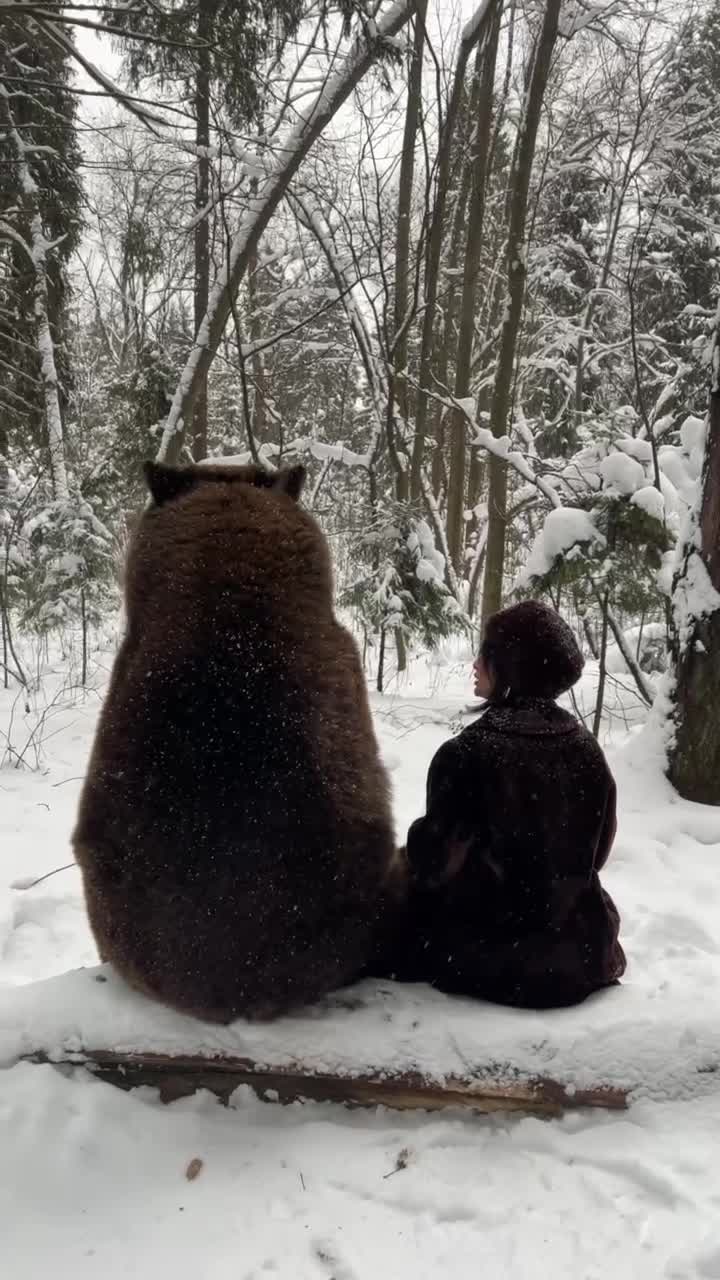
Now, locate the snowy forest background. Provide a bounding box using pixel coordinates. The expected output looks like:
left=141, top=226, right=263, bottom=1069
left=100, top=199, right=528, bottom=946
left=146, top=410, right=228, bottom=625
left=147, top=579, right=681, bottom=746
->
left=3, top=0, right=720, bottom=801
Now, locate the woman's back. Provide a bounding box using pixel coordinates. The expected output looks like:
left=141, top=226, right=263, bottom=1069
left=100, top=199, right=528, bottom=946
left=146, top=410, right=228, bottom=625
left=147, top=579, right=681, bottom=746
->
left=379, top=601, right=626, bottom=1009
left=448, top=700, right=615, bottom=934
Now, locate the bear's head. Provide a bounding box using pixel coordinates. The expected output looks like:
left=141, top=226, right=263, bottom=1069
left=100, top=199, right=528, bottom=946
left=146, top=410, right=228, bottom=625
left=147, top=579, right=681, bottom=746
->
left=144, top=460, right=306, bottom=507
left=123, top=460, right=331, bottom=632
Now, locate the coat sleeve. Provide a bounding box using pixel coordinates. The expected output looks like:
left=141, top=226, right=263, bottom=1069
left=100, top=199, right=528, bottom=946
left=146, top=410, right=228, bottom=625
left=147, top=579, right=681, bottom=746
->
left=594, top=773, right=618, bottom=872
left=405, top=737, right=468, bottom=885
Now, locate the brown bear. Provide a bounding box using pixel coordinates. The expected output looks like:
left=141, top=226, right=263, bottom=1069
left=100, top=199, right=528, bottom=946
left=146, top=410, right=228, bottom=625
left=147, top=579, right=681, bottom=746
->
left=73, top=460, right=396, bottom=1023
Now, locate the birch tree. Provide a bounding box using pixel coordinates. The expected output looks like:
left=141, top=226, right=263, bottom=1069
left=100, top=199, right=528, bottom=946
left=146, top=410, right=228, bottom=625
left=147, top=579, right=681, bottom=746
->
left=0, top=16, right=81, bottom=476
left=0, top=84, right=69, bottom=499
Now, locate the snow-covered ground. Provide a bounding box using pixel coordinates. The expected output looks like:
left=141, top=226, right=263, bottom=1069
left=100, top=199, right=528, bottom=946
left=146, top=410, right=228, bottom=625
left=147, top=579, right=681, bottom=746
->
left=3, top=640, right=720, bottom=1279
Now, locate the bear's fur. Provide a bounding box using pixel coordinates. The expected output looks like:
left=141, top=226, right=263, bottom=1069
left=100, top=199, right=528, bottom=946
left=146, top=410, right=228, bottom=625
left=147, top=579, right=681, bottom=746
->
left=73, top=461, right=396, bottom=1023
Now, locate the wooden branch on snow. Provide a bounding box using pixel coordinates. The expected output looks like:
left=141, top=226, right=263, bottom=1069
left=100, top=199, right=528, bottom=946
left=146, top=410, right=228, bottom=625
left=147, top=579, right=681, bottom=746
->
left=27, top=1048, right=628, bottom=1116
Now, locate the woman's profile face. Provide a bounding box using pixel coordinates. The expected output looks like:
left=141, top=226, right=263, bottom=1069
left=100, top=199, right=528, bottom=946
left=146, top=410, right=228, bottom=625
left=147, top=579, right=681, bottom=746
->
left=473, top=653, right=494, bottom=699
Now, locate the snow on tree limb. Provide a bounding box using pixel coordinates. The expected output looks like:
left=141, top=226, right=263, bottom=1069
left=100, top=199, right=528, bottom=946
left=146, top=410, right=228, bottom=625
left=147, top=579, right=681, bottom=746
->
left=460, top=0, right=494, bottom=44
left=398, top=376, right=563, bottom=509
left=33, top=15, right=169, bottom=132
left=157, top=0, right=417, bottom=464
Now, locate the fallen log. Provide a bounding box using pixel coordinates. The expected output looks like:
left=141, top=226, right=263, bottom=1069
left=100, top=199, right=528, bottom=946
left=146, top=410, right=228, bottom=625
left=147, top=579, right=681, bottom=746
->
left=5, top=965, right=720, bottom=1117
left=27, top=1047, right=628, bottom=1115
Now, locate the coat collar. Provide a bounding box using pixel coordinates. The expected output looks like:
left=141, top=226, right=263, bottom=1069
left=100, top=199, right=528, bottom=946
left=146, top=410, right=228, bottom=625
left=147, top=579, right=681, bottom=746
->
left=479, top=698, right=580, bottom=739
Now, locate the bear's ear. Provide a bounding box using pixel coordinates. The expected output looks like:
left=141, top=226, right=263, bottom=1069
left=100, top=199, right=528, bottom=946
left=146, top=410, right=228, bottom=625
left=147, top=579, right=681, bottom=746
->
left=272, top=465, right=306, bottom=502
left=144, top=461, right=196, bottom=506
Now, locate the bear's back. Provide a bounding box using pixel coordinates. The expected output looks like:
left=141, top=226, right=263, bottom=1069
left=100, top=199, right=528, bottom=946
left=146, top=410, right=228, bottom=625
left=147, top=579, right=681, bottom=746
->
left=74, top=464, right=395, bottom=1022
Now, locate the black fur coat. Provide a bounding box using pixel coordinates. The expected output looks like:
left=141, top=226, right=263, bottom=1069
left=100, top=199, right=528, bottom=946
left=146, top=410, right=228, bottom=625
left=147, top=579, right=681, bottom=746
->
left=381, top=698, right=626, bottom=1009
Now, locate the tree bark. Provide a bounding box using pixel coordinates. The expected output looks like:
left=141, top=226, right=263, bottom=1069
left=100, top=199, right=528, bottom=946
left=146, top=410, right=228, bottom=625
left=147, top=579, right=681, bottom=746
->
left=247, top=247, right=267, bottom=445
left=606, top=605, right=653, bottom=707
left=377, top=626, right=387, bottom=693
left=445, top=0, right=502, bottom=575
left=480, top=0, right=561, bottom=623
left=0, top=87, right=69, bottom=500
left=668, top=381, right=720, bottom=804
left=24, top=1046, right=627, bottom=1115
left=32, top=212, right=69, bottom=500
left=390, top=0, right=427, bottom=501
left=430, top=144, right=473, bottom=497
left=592, top=592, right=610, bottom=740
left=191, top=0, right=212, bottom=462
left=158, top=0, right=417, bottom=464
left=408, top=0, right=496, bottom=500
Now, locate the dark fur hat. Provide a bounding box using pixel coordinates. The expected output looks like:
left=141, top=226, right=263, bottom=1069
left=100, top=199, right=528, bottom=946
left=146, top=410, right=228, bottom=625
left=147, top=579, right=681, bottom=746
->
left=481, top=600, right=584, bottom=699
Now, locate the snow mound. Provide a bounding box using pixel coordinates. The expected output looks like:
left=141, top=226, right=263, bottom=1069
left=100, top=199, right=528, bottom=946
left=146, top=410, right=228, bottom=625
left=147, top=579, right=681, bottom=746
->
left=631, top=485, right=665, bottom=521
left=600, top=452, right=646, bottom=495
left=616, top=434, right=653, bottom=463
left=4, top=965, right=720, bottom=1109
left=679, top=414, right=706, bottom=462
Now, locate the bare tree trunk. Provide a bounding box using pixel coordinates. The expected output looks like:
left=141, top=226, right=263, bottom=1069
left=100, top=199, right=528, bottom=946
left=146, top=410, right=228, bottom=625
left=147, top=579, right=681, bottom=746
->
left=408, top=0, right=496, bottom=500
left=430, top=151, right=473, bottom=497
left=377, top=626, right=387, bottom=694
left=466, top=447, right=487, bottom=617
left=247, top=248, right=267, bottom=445
left=32, top=212, right=70, bottom=501
left=606, top=606, right=653, bottom=706
left=395, top=627, right=408, bottom=675
left=465, top=372, right=492, bottom=618
left=467, top=532, right=486, bottom=618
left=480, top=0, right=561, bottom=623
left=80, top=586, right=88, bottom=687
left=592, top=592, right=610, bottom=740
left=446, top=0, right=502, bottom=575
left=390, top=0, right=427, bottom=501
left=2, top=601, right=8, bottom=690
left=581, top=612, right=598, bottom=661
left=158, top=1, right=417, bottom=464
left=192, top=0, right=211, bottom=462
left=0, top=576, right=26, bottom=687
left=669, top=373, right=720, bottom=803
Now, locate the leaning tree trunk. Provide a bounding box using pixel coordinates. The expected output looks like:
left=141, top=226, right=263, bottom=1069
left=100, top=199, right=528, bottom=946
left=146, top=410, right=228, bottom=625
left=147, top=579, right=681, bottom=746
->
left=480, top=0, right=561, bottom=623
left=445, top=0, right=502, bottom=575
left=430, top=138, right=473, bottom=498
left=389, top=0, right=427, bottom=504
left=668, top=372, right=720, bottom=804
left=408, top=0, right=497, bottom=500
left=192, top=0, right=212, bottom=462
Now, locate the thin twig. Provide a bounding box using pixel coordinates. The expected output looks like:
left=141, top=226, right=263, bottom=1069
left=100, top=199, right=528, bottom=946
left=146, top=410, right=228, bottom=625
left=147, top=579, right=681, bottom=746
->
left=13, top=863, right=75, bottom=891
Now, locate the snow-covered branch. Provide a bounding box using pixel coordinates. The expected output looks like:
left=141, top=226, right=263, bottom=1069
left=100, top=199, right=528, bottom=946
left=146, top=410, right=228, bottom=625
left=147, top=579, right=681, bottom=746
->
left=158, top=0, right=417, bottom=463
left=398, top=374, right=563, bottom=510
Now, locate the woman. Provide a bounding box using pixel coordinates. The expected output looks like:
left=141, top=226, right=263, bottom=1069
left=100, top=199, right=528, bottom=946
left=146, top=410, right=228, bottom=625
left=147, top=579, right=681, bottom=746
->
left=383, top=600, right=626, bottom=1009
